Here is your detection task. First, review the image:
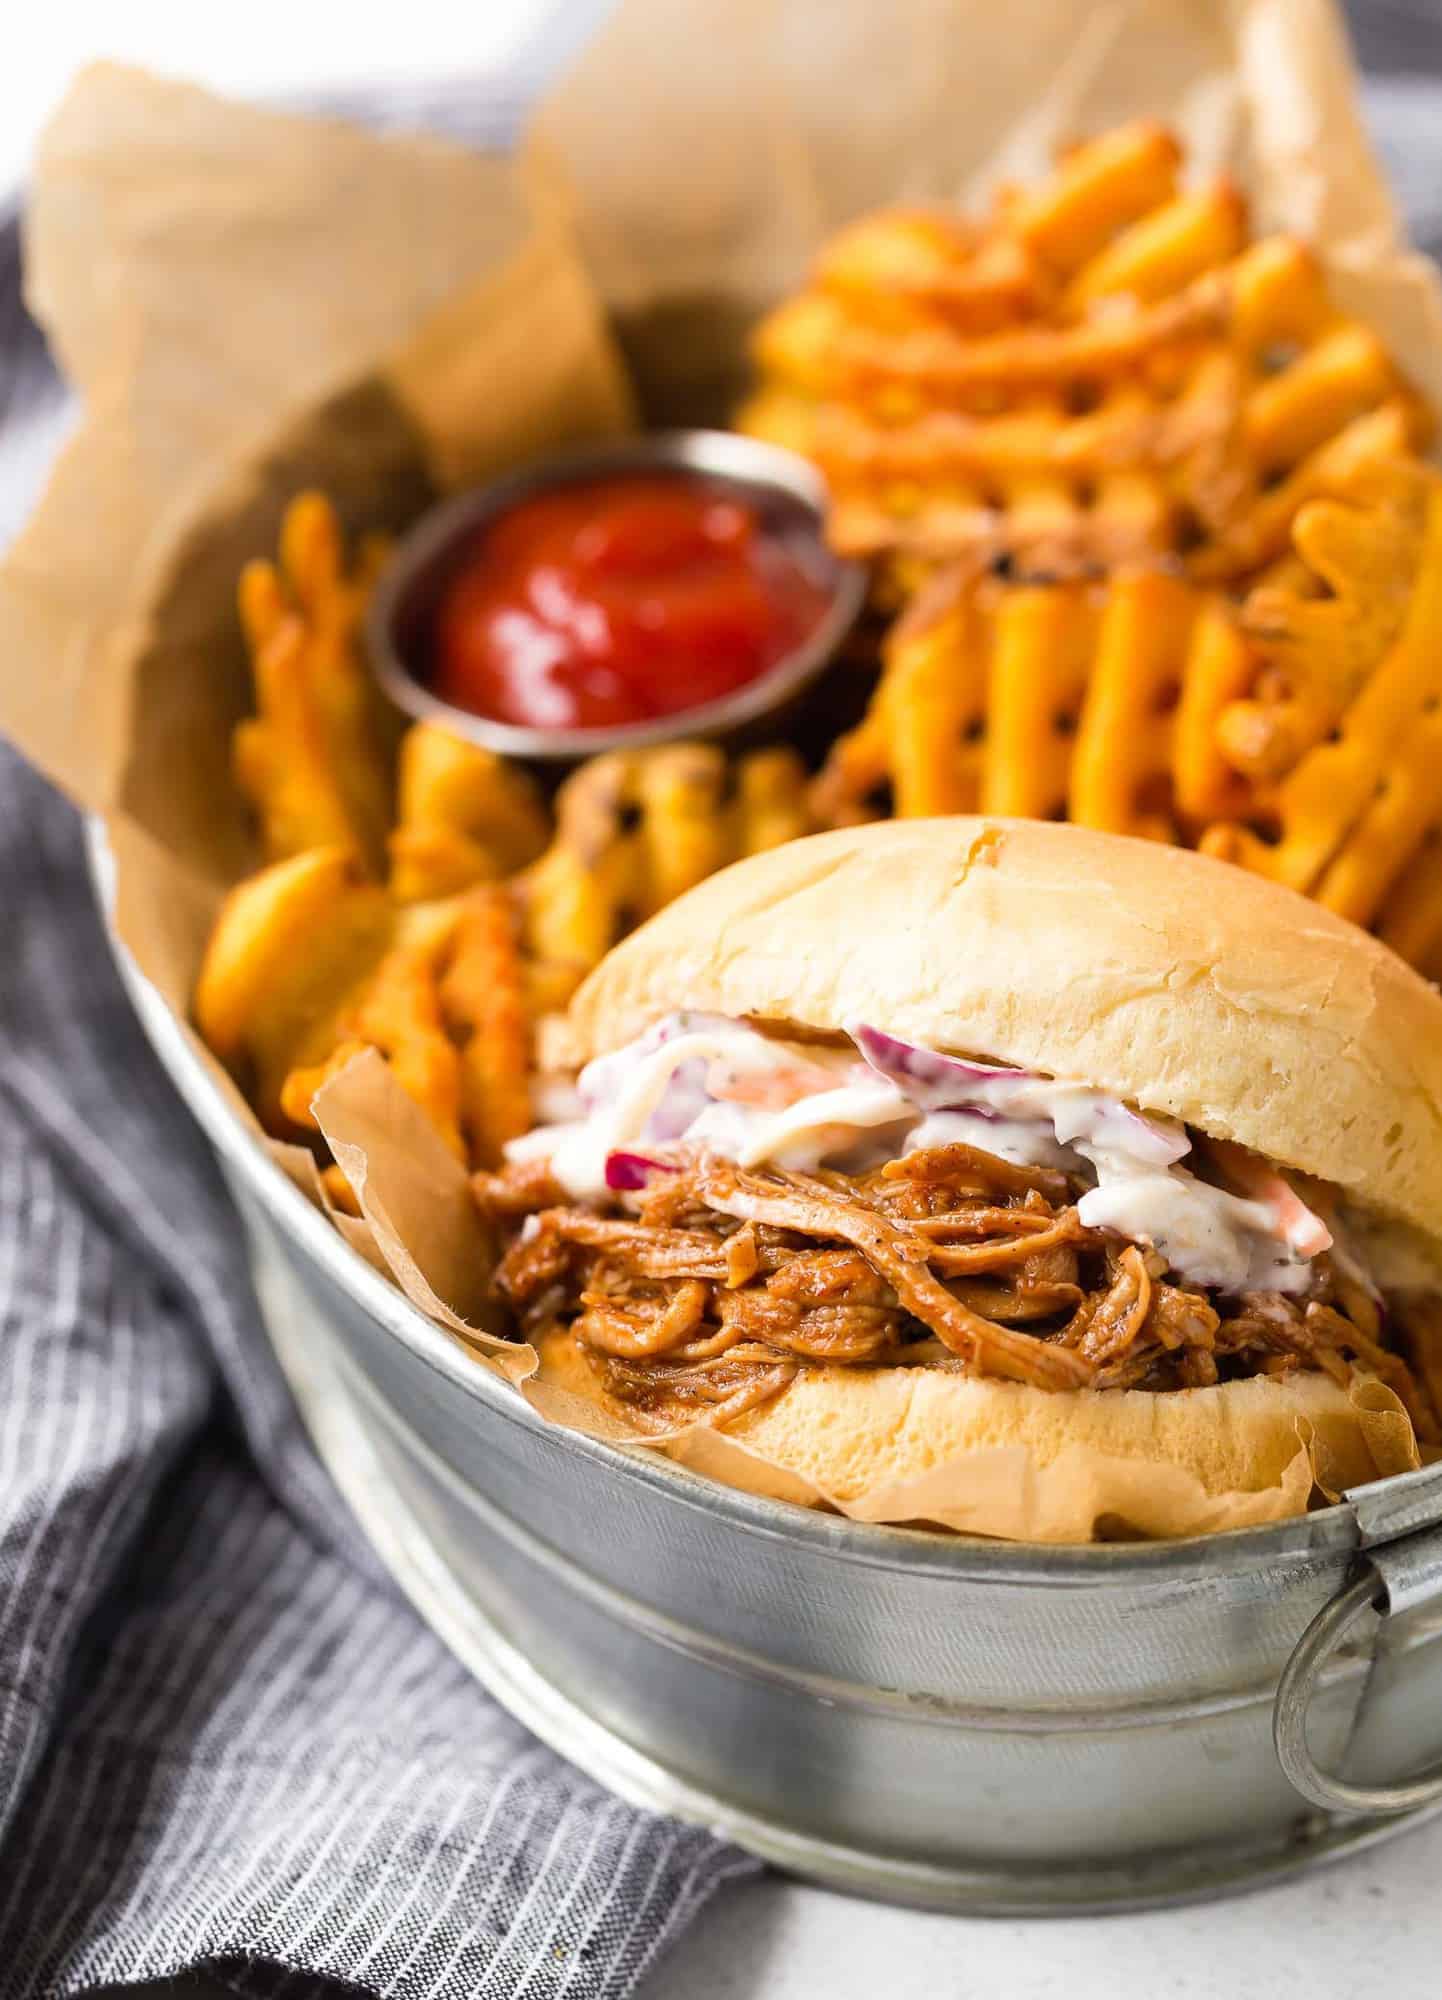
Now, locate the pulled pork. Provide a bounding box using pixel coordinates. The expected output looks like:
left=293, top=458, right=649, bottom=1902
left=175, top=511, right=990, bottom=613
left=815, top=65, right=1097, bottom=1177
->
left=474, top=1142, right=1442, bottom=1442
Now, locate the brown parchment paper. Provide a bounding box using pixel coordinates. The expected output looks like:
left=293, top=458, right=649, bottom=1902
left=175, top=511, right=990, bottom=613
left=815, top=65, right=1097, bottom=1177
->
left=0, top=7, right=1436, bottom=1540
left=312, top=1050, right=530, bottom=1374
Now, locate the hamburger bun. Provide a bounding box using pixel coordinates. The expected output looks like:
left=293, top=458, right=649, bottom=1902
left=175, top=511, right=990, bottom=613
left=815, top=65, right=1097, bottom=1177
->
left=537, top=1325, right=1418, bottom=1541
left=562, top=817, right=1442, bottom=1267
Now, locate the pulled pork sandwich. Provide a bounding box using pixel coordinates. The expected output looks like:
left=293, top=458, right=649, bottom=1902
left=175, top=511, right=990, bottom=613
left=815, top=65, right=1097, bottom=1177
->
left=474, top=819, right=1442, bottom=1540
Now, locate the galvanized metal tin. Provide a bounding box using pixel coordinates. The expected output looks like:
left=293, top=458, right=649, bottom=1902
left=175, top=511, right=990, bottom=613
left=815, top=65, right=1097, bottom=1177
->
left=95, top=829, right=1442, bottom=1910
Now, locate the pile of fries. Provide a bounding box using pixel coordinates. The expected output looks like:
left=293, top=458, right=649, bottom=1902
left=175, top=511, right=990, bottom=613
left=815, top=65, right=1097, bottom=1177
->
left=744, top=121, right=1442, bottom=976
left=740, top=122, right=1427, bottom=587
left=196, top=120, right=1442, bottom=1192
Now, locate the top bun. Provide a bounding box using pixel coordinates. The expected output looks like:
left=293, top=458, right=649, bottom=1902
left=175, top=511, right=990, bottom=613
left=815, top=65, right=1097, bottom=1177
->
left=564, top=818, right=1442, bottom=1261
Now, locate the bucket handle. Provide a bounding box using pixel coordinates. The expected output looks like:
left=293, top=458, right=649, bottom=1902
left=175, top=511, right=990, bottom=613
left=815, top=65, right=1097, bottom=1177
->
left=1274, top=1469, right=1442, bottom=1815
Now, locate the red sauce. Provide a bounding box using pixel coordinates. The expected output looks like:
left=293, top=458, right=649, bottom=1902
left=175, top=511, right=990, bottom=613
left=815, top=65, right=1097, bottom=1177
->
left=429, top=474, right=831, bottom=731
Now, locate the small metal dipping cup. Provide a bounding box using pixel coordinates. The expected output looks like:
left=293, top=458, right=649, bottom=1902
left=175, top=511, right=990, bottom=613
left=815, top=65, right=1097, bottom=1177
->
left=365, top=429, right=867, bottom=761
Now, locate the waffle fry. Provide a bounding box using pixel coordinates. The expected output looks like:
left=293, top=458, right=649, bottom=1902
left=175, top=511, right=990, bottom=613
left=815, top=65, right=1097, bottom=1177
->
left=1068, top=571, right=1200, bottom=841
left=1203, top=469, right=1442, bottom=923
left=1171, top=599, right=1257, bottom=825
left=234, top=493, right=394, bottom=872
left=635, top=746, right=733, bottom=916
left=744, top=117, right=1428, bottom=596
left=1184, top=237, right=1430, bottom=576
left=826, top=442, right=1176, bottom=577
left=523, top=743, right=820, bottom=998
left=886, top=586, right=993, bottom=816
left=813, top=574, right=995, bottom=825
left=1377, top=831, right=1442, bottom=979
left=982, top=584, right=1099, bottom=819
left=1001, top=122, right=1184, bottom=278
left=521, top=753, right=640, bottom=1003
left=194, top=846, right=393, bottom=1127
left=439, top=886, right=535, bottom=1168
left=745, top=129, right=1228, bottom=572
left=732, top=747, right=813, bottom=854
left=1059, top=183, right=1248, bottom=315
left=750, top=239, right=1219, bottom=421
left=281, top=938, right=465, bottom=1159
left=827, top=276, right=1225, bottom=403
left=277, top=1038, right=372, bottom=1130
left=320, top=1162, right=363, bottom=1216
left=769, top=253, right=1420, bottom=584
left=1313, top=705, right=1442, bottom=928
left=814, top=208, right=1041, bottom=332
left=1068, top=575, right=1261, bottom=838
left=810, top=380, right=1184, bottom=580
left=820, top=561, right=1257, bottom=842
left=1218, top=459, right=1433, bottom=781
left=800, top=395, right=1182, bottom=489
left=388, top=722, right=549, bottom=903
left=731, top=385, right=823, bottom=458
left=232, top=606, right=358, bottom=862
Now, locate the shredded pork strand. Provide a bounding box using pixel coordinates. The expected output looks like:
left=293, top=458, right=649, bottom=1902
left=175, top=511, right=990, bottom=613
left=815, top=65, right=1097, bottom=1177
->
left=472, top=1143, right=1442, bottom=1440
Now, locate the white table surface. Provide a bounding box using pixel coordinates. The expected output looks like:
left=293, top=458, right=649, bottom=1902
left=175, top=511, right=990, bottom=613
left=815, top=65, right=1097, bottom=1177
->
left=132, top=1808, right=1442, bottom=1998
left=11, top=7, right=1442, bottom=1995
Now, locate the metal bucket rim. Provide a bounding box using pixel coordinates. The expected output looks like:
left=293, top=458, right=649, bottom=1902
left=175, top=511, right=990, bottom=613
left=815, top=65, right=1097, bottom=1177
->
left=87, top=820, right=1368, bottom=1583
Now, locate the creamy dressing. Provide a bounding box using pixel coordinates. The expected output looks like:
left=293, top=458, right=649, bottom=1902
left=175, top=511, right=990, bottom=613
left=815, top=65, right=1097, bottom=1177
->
left=1076, top=1174, right=1312, bottom=1294
left=511, top=1012, right=1334, bottom=1297
left=689, top=1079, right=913, bottom=1173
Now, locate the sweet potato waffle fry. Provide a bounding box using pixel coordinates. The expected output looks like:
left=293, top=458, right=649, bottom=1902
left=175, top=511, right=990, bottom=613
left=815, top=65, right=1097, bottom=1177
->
left=813, top=208, right=1041, bottom=334
left=1377, top=834, right=1442, bottom=980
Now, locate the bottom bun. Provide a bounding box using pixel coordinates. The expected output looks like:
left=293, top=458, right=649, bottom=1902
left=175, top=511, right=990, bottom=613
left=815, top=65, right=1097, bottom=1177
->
left=536, top=1331, right=1419, bottom=1543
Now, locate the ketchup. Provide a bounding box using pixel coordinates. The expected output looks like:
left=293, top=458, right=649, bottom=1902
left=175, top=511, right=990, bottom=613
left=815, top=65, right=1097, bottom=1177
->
left=429, top=474, right=831, bottom=731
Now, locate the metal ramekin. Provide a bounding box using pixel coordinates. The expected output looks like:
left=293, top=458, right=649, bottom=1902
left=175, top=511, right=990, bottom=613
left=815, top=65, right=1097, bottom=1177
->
left=365, top=431, right=867, bottom=761
left=91, top=825, right=1442, bottom=1911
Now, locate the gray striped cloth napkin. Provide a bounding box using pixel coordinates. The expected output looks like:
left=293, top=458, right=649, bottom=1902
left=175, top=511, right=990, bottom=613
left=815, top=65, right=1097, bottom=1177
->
left=0, top=10, right=1439, bottom=1995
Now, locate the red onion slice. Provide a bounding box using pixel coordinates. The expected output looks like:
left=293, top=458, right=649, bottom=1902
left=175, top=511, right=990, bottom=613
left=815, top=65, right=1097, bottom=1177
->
left=850, top=1023, right=1036, bottom=1105
left=851, top=1021, right=1188, bottom=1165
left=604, top=1150, right=678, bottom=1191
